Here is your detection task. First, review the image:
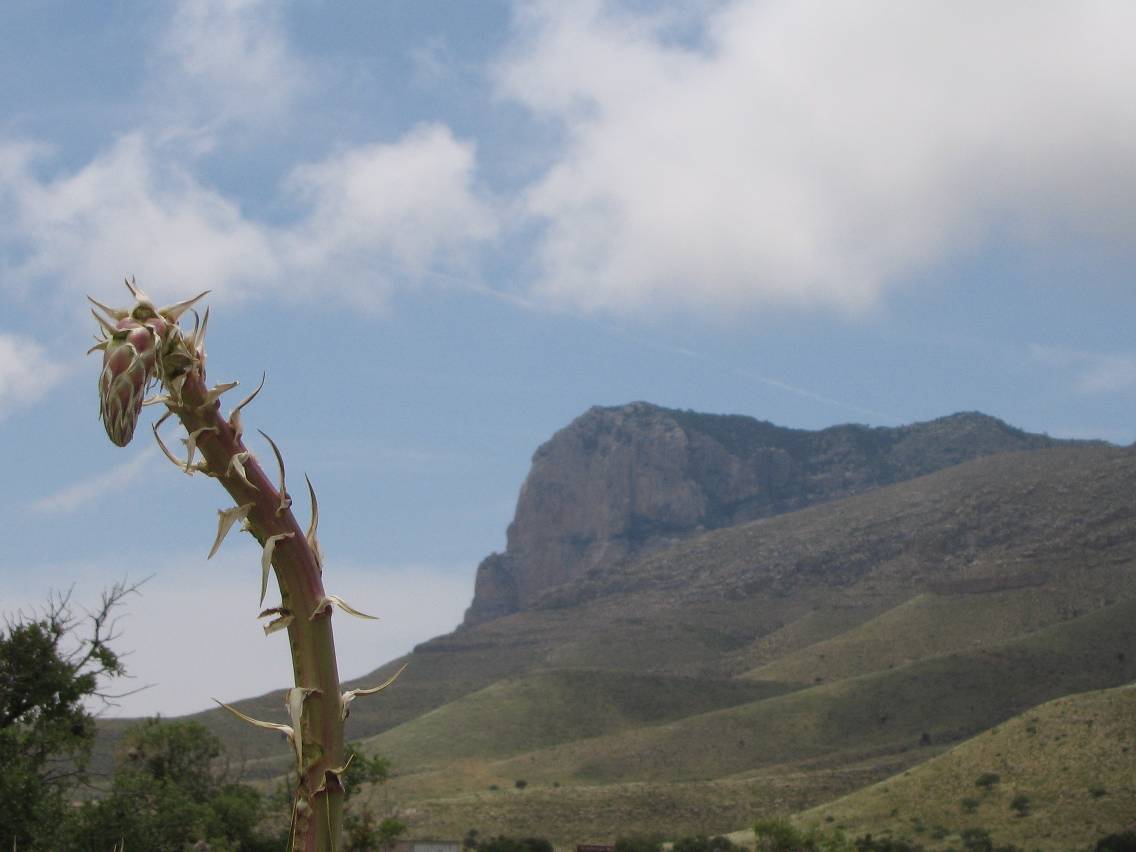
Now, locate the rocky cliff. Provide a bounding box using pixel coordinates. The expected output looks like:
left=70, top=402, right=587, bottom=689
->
left=462, top=402, right=1076, bottom=626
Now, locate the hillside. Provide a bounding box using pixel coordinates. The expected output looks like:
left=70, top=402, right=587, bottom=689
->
left=92, top=408, right=1136, bottom=843
left=794, top=683, right=1136, bottom=850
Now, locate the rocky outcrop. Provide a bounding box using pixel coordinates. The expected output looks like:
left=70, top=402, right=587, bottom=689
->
left=462, top=403, right=1080, bottom=626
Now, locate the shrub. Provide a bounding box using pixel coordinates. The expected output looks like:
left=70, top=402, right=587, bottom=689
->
left=960, top=797, right=981, bottom=814
left=974, top=772, right=1001, bottom=790
left=615, top=834, right=665, bottom=852
left=1009, top=794, right=1030, bottom=817
left=1095, top=831, right=1136, bottom=852
left=674, top=835, right=741, bottom=852
left=959, top=827, right=993, bottom=852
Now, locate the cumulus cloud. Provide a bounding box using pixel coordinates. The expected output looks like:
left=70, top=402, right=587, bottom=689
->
left=1, top=135, right=280, bottom=302
left=280, top=124, right=498, bottom=307
left=0, top=333, right=67, bottom=421
left=152, top=0, right=310, bottom=135
left=0, top=127, right=495, bottom=309
left=499, top=1, right=1136, bottom=315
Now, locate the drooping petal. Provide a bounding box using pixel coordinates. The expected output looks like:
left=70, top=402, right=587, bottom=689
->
left=208, top=503, right=255, bottom=559
left=183, top=426, right=218, bottom=471
left=339, top=664, right=407, bottom=720
left=310, top=594, right=378, bottom=621
left=304, top=474, right=324, bottom=571
left=260, top=533, right=294, bottom=605
left=228, top=372, right=265, bottom=442
left=227, top=450, right=259, bottom=491
left=257, top=430, right=291, bottom=515
left=285, top=687, right=319, bottom=772
left=258, top=607, right=294, bottom=635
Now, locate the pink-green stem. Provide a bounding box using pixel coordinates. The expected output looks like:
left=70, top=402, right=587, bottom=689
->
left=172, top=367, right=344, bottom=851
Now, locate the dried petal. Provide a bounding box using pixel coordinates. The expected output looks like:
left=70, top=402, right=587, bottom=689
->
left=285, top=687, right=319, bottom=772
left=158, top=289, right=210, bottom=322
left=340, top=664, right=407, bottom=720
left=257, top=430, right=291, bottom=515
left=227, top=450, right=259, bottom=491
left=208, top=503, right=255, bottom=559
left=258, top=607, right=294, bottom=636
left=305, top=474, right=324, bottom=570
left=199, top=380, right=239, bottom=410
left=310, top=594, right=378, bottom=621
left=260, top=533, right=294, bottom=605
left=183, top=426, right=218, bottom=471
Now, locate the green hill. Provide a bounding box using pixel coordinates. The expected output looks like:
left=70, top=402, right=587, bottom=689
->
left=796, top=684, right=1136, bottom=850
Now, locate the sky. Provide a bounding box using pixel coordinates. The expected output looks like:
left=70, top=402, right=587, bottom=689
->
left=2, top=0, right=1135, bottom=717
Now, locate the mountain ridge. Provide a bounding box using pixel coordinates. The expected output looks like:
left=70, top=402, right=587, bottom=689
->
left=464, top=403, right=1088, bottom=626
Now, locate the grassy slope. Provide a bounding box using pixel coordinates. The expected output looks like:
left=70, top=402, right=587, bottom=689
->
left=348, top=598, right=1136, bottom=843
left=370, top=669, right=793, bottom=771
left=796, top=684, right=1136, bottom=850
left=467, top=598, right=1136, bottom=786
left=740, top=587, right=1095, bottom=684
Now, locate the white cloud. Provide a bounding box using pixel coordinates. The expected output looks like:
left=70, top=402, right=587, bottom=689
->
left=0, top=127, right=495, bottom=311
left=499, top=1, right=1136, bottom=316
left=2, top=135, right=280, bottom=303
left=0, top=332, right=67, bottom=420
left=280, top=124, right=498, bottom=307
left=30, top=448, right=157, bottom=514
left=1030, top=344, right=1136, bottom=394
left=152, top=0, right=310, bottom=136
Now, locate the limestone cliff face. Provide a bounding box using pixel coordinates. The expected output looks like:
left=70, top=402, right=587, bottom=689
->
left=462, top=402, right=1073, bottom=626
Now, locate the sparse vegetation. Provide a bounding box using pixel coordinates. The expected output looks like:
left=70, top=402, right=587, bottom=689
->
left=974, top=772, right=1001, bottom=790
left=1008, top=794, right=1030, bottom=817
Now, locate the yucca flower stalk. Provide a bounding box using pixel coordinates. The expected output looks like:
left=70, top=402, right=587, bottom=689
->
left=88, top=279, right=400, bottom=851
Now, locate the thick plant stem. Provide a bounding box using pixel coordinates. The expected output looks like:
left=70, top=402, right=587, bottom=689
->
left=89, top=283, right=353, bottom=852
left=171, top=368, right=344, bottom=851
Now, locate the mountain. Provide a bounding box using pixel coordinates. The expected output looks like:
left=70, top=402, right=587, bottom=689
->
left=92, top=406, right=1135, bottom=845
left=464, top=404, right=1079, bottom=625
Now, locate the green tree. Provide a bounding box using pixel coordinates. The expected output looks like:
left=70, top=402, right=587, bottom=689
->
left=754, top=819, right=814, bottom=852
left=615, top=834, right=665, bottom=852
left=0, top=582, right=135, bottom=851
left=674, top=836, right=741, bottom=852
left=343, top=742, right=397, bottom=851
left=65, top=717, right=278, bottom=851
left=479, top=837, right=554, bottom=852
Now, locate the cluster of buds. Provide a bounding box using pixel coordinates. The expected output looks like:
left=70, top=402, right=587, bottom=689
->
left=89, top=279, right=402, bottom=852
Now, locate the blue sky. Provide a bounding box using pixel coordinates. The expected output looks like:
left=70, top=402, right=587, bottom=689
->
left=2, top=0, right=1134, bottom=716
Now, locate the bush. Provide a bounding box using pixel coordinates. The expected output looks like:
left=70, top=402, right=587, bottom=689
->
left=615, top=834, right=665, bottom=852
left=974, top=772, right=1001, bottom=790
left=960, top=797, right=981, bottom=814
left=674, top=836, right=741, bottom=852
left=959, top=828, right=993, bottom=852
left=1095, top=831, right=1136, bottom=852
left=1009, top=794, right=1030, bottom=817
left=853, top=837, right=921, bottom=852
left=515, top=779, right=528, bottom=790
left=479, top=837, right=553, bottom=852
left=64, top=718, right=278, bottom=851
left=754, top=818, right=809, bottom=852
